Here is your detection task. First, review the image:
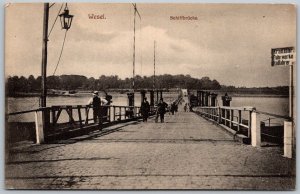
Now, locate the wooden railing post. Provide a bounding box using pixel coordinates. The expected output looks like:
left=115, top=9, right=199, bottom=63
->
left=218, top=107, right=221, bottom=123
left=119, top=107, right=121, bottom=120
left=113, top=106, right=116, bottom=121
left=77, top=105, right=82, bottom=128
left=35, top=110, right=45, bottom=144
left=238, top=110, right=242, bottom=132
left=248, top=111, right=252, bottom=138
left=67, top=106, right=73, bottom=123
left=108, top=106, right=111, bottom=122
left=224, top=109, right=227, bottom=126
left=51, top=107, right=55, bottom=127
left=251, top=111, right=260, bottom=147
left=284, top=121, right=293, bottom=158
left=85, top=107, right=89, bottom=124
left=230, top=109, right=233, bottom=129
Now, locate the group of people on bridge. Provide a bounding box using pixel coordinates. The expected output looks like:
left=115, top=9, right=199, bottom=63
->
left=140, top=97, right=169, bottom=123
left=88, top=91, right=180, bottom=126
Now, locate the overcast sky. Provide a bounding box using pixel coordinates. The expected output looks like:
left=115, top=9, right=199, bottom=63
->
left=5, top=3, right=296, bottom=87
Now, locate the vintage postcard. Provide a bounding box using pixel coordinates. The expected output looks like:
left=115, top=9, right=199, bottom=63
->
left=5, top=3, right=296, bottom=189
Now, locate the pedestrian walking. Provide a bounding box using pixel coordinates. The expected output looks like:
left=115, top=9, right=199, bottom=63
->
left=184, top=103, right=187, bottom=112
left=155, top=98, right=168, bottom=123
left=140, top=97, right=150, bottom=122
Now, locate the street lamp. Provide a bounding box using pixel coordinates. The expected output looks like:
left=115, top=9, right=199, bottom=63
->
left=41, top=3, right=74, bottom=108
left=39, top=3, right=74, bottom=144
left=59, top=4, right=74, bottom=30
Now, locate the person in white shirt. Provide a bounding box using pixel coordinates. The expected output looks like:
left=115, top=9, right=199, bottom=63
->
left=87, top=93, right=108, bottom=106
left=87, top=91, right=109, bottom=127
left=87, top=91, right=101, bottom=124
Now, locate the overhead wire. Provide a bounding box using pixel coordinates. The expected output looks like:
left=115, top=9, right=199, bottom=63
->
left=52, top=29, right=68, bottom=76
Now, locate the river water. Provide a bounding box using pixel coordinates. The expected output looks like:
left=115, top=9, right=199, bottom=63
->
left=7, top=92, right=289, bottom=123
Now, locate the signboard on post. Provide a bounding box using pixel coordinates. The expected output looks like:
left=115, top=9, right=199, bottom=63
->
left=271, top=46, right=296, bottom=159
left=271, top=47, right=295, bottom=66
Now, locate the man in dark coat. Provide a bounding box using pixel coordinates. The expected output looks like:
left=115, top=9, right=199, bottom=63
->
left=156, top=98, right=168, bottom=123
left=140, top=97, right=150, bottom=122
left=88, top=91, right=101, bottom=125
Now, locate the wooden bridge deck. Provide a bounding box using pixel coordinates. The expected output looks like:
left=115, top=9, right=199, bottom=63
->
left=5, top=105, right=295, bottom=189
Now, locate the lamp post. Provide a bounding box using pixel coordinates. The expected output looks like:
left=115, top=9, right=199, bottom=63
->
left=41, top=3, right=74, bottom=108
left=41, top=3, right=49, bottom=108
left=40, top=3, right=74, bottom=135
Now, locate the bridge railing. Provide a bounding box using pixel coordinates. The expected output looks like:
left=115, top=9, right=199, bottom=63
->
left=7, top=105, right=157, bottom=144
left=194, top=106, right=294, bottom=158
left=194, top=106, right=254, bottom=138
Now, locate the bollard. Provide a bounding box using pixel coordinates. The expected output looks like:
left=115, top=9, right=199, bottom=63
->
left=284, top=121, right=293, bottom=158
left=35, top=111, right=45, bottom=144
left=251, top=111, right=260, bottom=147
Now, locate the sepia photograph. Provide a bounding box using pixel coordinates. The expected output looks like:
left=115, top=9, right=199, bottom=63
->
left=4, top=2, right=296, bottom=190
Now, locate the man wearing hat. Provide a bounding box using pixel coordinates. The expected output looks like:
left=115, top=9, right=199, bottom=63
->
left=87, top=91, right=102, bottom=126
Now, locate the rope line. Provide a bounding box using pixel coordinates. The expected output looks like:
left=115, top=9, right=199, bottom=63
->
left=52, top=30, right=68, bottom=76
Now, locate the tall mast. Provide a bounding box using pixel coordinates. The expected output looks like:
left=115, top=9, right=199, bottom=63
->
left=132, top=5, right=136, bottom=93
left=153, top=40, right=156, bottom=90
left=131, top=3, right=141, bottom=106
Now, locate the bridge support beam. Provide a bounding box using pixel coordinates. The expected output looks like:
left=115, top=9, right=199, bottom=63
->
left=210, top=93, right=218, bottom=107
left=284, top=121, right=293, bottom=158
left=204, top=92, right=209, bottom=106
left=140, top=90, right=146, bottom=105
left=150, top=90, right=154, bottom=106
left=251, top=111, right=260, bottom=147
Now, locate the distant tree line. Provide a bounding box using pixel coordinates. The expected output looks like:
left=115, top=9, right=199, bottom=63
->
left=6, top=74, right=221, bottom=96
left=6, top=74, right=288, bottom=97
left=220, top=85, right=289, bottom=96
